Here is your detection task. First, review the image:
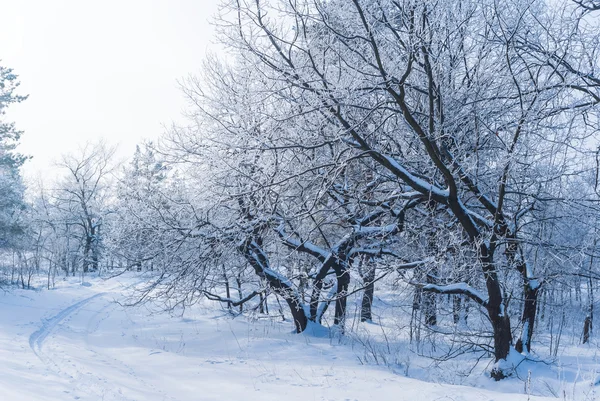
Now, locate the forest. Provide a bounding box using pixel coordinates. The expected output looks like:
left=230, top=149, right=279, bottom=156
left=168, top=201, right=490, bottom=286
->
left=1, top=0, right=600, bottom=396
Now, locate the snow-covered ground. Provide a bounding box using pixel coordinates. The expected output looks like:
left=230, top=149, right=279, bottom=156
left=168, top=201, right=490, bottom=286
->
left=0, top=274, right=594, bottom=400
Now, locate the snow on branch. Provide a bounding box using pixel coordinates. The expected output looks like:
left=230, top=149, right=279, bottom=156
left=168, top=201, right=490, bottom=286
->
left=382, top=155, right=450, bottom=200
left=396, top=258, right=434, bottom=270
left=415, top=282, right=489, bottom=307
left=202, top=290, right=262, bottom=307
left=355, top=223, right=399, bottom=237
left=348, top=247, right=401, bottom=258
left=263, top=267, right=295, bottom=289
left=275, top=222, right=328, bottom=262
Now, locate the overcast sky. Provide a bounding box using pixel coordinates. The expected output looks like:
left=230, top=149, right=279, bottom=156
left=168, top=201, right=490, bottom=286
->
left=0, top=0, right=219, bottom=180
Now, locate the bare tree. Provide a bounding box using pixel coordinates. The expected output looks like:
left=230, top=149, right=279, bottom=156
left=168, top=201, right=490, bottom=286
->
left=207, top=0, right=600, bottom=378
left=54, top=142, right=116, bottom=274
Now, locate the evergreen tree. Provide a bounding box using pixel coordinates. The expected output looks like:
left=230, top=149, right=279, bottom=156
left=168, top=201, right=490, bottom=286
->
left=0, top=63, right=27, bottom=249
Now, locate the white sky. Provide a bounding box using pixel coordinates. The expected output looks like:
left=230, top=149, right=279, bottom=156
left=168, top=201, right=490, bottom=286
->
left=0, top=0, right=220, bottom=181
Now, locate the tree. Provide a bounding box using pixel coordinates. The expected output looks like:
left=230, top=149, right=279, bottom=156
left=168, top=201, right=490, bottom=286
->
left=0, top=63, right=27, bottom=250
left=110, top=143, right=168, bottom=271
left=95, top=0, right=600, bottom=382
left=54, top=142, right=116, bottom=274
left=165, top=54, right=432, bottom=333
left=208, top=0, right=600, bottom=378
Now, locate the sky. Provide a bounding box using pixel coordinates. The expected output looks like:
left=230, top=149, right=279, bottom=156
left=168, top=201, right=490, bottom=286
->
left=0, top=0, right=220, bottom=181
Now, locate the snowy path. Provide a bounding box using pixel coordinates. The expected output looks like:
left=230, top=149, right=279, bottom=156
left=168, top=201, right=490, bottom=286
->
left=0, top=276, right=564, bottom=400
left=29, top=292, right=105, bottom=357
left=26, top=292, right=146, bottom=401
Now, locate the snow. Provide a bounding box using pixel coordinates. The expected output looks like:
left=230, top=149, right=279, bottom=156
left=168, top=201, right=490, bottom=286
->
left=0, top=274, right=587, bottom=401
left=382, top=155, right=450, bottom=199
left=529, top=278, right=541, bottom=290
left=301, top=241, right=329, bottom=259
left=276, top=222, right=328, bottom=260
left=421, top=282, right=489, bottom=306
left=355, top=223, right=398, bottom=236
left=263, top=267, right=295, bottom=288
left=493, top=348, right=527, bottom=377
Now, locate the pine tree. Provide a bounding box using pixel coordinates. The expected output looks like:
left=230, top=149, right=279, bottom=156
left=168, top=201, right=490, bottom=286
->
left=0, top=63, right=27, bottom=249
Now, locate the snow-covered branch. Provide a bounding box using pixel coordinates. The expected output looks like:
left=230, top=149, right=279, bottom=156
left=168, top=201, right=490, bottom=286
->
left=415, top=282, right=488, bottom=308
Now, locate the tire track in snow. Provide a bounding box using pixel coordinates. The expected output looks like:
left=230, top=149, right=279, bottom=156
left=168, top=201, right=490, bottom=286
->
left=28, top=292, right=139, bottom=400
left=81, top=298, right=178, bottom=401
left=29, top=292, right=106, bottom=357
left=29, top=292, right=165, bottom=401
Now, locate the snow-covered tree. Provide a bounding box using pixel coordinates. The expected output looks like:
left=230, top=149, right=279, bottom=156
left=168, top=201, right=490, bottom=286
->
left=181, top=0, right=600, bottom=378
left=52, top=142, right=116, bottom=274
left=0, top=64, right=27, bottom=251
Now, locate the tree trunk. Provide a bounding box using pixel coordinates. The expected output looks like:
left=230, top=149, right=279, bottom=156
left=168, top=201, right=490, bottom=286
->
left=309, top=278, right=325, bottom=321
left=309, top=256, right=335, bottom=321
left=481, top=253, right=512, bottom=380
left=259, top=292, right=265, bottom=314
left=453, top=295, right=461, bottom=325
left=222, top=266, right=232, bottom=311
left=83, top=240, right=91, bottom=273
left=584, top=243, right=595, bottom=344
left=47, top=260, right=53, bottom=290
left=90, top=225, right=98, bottom=271
left=489, top=306, right=513, bottom=380
left=409, top=287, right=422, bottom=345
left=584, top=274, right=594, bottom=344
left=239, top=237, right=308, bottom=333
left=423, top=268, right=437, bottom=326
left=333, top=266, right=350, bottom=327
left=515, top=281, right=540, bottom=354
left=583, top=315, right=592, bottom=344
left=235, top=276, right=243, bottom=313
left=92, top=252, right=99, bottom=271
left=360, top=265, right=375, bottom=322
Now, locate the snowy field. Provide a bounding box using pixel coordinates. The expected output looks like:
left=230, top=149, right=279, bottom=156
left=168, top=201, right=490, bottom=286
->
left=0, top=274, right=597, bottom=401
